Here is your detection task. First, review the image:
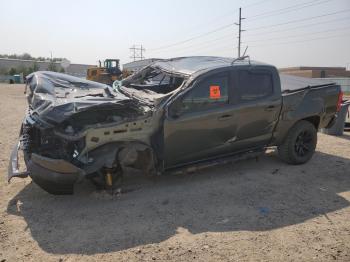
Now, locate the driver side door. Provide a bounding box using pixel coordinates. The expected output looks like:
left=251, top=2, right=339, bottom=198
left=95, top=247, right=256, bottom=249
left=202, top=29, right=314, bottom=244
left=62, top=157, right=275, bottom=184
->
left=163, top=71, right=239, bottom=168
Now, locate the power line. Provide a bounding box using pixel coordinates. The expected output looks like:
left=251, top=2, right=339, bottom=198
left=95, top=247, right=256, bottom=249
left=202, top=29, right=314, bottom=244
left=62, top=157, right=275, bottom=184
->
left=247, top=9, right=350, bottom=31
left=175, top=0, right=275, bottom=35
left=248, top=0, right=320, bottom=18
left=148, top=15, right=238, bottom=55
left=181, top=29, right=350, bottom=56
left=149, top=34, right=234, bottom=55
left=190, top=33, right=349, bottom=56
left=243, top=25, right=350, bottom=43
left=248, top=33, right=350, bottom=48
left=150, top=6, right=332, bottom=56
left=150, top=6, right=244, bottom=56
left=148, top=4, right=349, bottom=57
left=244, top=16, right=350, bottom=37
left=174, top=41, right=237, bottom=56
left=242, top=0, right=275, bottom=9
left=247, top=0, right=332, bottom=21
left=150, top=17, right=349, bottom=57
left=149, top=0, right=277, bottom=52
left=149, top=32, right=350, bottom=59
left=149, top=23, right=235, bottom=51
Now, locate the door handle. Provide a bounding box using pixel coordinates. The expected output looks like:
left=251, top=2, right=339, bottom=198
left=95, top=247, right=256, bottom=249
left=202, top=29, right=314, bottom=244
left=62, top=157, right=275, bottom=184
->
left=218, top=114, right=233, bottom=121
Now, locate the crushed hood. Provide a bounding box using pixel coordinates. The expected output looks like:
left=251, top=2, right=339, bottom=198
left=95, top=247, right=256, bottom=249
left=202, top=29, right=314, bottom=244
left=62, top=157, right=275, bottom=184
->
left=26, top=71, right=150, bottom=124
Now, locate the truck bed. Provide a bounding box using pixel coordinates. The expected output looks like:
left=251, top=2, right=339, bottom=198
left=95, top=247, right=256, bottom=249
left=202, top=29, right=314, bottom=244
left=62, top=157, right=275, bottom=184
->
left=280, top=74, right=337, bottom=93
left=274, top=74, right=341, bottom=144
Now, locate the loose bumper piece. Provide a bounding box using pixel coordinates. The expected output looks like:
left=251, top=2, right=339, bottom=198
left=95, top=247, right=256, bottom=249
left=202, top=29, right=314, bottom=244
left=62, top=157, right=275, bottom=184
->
left=8, top=142, right=29, bottom=182
left=8, top=141, right=85, bottom=195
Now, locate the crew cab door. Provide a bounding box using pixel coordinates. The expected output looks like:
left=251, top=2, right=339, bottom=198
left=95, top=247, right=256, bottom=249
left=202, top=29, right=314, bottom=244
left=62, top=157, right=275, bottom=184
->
left=229, top=68, right=282, bottom=149
left=163, top=71, right=238, bottom=167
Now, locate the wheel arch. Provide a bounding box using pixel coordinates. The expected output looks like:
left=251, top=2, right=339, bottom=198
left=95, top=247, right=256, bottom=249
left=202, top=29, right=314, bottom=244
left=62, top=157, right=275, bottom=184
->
left=301, top=115, right=320, bottom=130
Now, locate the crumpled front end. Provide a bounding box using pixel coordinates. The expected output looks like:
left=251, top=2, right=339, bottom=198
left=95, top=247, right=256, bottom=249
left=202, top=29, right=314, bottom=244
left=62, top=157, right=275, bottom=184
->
left=9, top=145, right=84, bottom=195
left=8, top=71, right=157, bottom=195
left=8, top=114, right=85, bottom=194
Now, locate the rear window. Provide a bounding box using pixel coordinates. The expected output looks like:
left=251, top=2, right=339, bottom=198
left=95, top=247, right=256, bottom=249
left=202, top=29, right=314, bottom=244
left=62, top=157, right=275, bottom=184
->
left=237, top=70, right=273, bottom=102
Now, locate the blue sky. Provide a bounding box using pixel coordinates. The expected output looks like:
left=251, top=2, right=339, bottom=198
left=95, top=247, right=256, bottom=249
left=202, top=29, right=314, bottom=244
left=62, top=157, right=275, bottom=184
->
left=0, top=0, right=349, bottom=68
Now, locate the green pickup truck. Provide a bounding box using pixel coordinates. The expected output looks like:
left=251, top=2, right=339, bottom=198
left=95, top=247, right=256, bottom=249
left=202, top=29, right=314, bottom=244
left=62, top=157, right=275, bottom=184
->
left=9, top=56, right=342, bottom=194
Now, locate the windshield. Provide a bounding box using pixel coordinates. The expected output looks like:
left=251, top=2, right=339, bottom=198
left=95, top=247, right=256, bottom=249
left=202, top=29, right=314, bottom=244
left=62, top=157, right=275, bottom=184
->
left=122, top=66, right=186, bottom=94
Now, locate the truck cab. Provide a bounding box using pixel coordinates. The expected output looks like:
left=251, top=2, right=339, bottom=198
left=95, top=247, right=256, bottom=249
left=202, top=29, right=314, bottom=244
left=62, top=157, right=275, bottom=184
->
left=163, top=64, right=282, bottom=167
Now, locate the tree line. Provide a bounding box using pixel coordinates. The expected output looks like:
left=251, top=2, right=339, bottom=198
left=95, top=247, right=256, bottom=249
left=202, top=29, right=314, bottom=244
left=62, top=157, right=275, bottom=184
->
left=0, top=53, right=66, bottom=62
left=0, top=53, right=65, bottom=76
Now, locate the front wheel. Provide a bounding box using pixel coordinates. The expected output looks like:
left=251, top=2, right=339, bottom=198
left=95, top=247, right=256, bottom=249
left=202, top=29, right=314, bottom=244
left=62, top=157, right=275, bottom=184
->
left=278, top=120, right=317, bottom=165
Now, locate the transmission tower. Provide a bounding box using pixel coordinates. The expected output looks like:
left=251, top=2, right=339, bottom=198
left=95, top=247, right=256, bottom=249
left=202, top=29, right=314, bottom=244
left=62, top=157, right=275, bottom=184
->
left=130, top=45, right=146, bottom=61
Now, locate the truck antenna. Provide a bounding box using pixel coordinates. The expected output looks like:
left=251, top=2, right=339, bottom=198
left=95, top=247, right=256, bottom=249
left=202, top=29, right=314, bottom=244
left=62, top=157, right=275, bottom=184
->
left=231, top=46, right=250, bottom=65
left=242, top=46, right=248, bottom=57
left=231, top=54, right=250, bottom=65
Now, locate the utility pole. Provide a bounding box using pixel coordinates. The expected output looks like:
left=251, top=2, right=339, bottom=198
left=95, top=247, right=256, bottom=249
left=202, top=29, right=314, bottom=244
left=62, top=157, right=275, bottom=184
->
left=129, top=45, right=146, bottom=61
left=130, top=45, right=136, bottom=61
left=140, top=45, right=144, bottom=60
left=235, top=7, right=245, bottom=58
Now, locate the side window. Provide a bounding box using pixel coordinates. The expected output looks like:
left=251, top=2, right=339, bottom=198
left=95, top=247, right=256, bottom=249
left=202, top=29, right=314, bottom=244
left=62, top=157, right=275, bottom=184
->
left=237, top=70, right=273, bottom=102
left=181, top=74, right=229, bottom=113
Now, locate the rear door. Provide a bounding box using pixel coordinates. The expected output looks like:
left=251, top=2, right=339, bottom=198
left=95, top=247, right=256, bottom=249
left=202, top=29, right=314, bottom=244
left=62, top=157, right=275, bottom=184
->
left=163, top=71, right=239, bottom=167
left=229, top=68, right=282, bottom=149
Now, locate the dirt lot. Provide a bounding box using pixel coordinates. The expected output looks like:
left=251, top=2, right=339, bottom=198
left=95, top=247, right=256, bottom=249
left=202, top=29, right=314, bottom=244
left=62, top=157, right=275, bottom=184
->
left=0, top=84, right=350, bottom=262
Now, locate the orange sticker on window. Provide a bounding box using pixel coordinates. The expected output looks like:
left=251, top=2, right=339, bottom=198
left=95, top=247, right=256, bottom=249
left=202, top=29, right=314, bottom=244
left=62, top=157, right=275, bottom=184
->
left=210, top=85, right=221, bottom=99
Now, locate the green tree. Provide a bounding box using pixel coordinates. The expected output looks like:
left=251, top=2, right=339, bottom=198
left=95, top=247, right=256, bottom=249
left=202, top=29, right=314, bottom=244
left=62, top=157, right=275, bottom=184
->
left=32, top=62, right=39, bottom=72
left=0, top=68, right=8, bottom=75
left=21, top=53, right=32, bottom=60
left=17, top=65, right=28, bottom=75
left=0, top=53, right=67, bottom=62
left=47, top=62, right=57, bottom=72
left=8, top=67, right=17, bottom=75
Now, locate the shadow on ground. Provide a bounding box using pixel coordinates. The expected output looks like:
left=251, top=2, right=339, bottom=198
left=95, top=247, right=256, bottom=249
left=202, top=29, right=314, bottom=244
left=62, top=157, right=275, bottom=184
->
left=6, top=151, right=350, bottom=255
left=339, top=133, right=350, bottom=141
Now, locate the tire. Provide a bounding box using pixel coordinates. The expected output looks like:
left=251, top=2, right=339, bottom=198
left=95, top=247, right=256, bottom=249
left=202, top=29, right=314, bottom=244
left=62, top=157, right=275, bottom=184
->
left=278, top=120, right=317, bottom=165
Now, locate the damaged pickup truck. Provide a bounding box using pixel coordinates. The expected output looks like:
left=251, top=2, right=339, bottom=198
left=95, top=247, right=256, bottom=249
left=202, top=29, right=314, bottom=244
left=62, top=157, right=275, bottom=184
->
left=8, top=56, right=342, bottom=194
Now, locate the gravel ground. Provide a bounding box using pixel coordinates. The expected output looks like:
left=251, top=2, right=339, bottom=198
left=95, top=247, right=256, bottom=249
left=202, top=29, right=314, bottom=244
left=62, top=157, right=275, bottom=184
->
left=0, top=84, right=350, bottom=262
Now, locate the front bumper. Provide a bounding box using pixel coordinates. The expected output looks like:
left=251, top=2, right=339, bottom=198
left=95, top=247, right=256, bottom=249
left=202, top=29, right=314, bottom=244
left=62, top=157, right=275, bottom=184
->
left=8, top=140, right=85, bottom=195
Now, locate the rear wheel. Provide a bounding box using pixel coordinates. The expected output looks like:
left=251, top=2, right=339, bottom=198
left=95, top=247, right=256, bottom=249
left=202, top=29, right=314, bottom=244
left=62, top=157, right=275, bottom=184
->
left=278, top=120, right=317, bottom=165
